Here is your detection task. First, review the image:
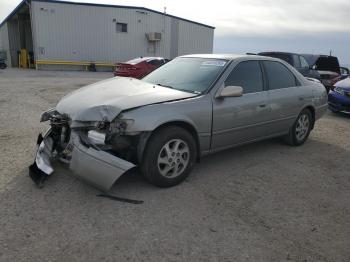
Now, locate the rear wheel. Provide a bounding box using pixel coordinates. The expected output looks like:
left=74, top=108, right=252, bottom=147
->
left=284, top=109, right=313, bottom=146
left=141, top=126, right=197, bottom=187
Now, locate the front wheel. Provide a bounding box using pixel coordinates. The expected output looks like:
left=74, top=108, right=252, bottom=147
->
left=284, top=109, right=313, bottom=146
left=141, top=126, right=197, bottom=187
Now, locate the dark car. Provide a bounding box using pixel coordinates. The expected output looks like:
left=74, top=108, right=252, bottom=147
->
left=328, top=77, right=350, bottom=114
left=258, top=52, right=320, bottom=79
left=114, top=57, right=169, bottom=78
left=302, top=54, right=342, bottom=91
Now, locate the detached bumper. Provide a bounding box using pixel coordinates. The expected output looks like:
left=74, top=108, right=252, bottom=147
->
left=29, top=130, right=136, bottom=192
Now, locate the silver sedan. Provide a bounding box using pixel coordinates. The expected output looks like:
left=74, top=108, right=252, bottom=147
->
left=29, top=54, right=328, bottom=191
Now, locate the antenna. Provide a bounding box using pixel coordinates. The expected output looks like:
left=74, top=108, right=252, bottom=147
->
left=164, top=6, right=167, bottom=14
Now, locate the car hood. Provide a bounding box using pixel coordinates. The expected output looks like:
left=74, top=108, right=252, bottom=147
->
left=56, top=77, right=197, bottom=121
left=334, top=77, right=350, bottom=91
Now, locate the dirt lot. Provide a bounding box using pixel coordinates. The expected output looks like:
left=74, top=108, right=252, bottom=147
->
left=0, top=68, right=349, bottom=262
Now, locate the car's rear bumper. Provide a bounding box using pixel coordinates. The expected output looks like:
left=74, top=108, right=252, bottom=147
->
left=29, top=129, right=136, bottom=191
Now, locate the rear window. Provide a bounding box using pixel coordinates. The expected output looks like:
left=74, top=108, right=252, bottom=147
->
left=148, top=59, right=164, bottom=66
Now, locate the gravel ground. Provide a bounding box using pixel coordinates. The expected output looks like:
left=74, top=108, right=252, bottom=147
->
left=0, top=68, right=349, bottom=262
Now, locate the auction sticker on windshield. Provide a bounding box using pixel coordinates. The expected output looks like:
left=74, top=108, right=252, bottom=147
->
left=201, top=61, right=227, bottom=67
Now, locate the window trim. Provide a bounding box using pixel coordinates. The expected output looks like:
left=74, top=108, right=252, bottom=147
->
left=261, top=60, right=301, bottom=91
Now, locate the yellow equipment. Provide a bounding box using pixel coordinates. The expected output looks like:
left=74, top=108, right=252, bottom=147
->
left=19, top=49, right=28, bottom=68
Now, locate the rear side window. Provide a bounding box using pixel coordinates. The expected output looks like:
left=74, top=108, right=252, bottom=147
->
left=225, top=61, right=264, bottom=94
left=263, top=61, right=298, bottom=90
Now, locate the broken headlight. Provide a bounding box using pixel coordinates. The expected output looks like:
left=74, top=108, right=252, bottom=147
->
left=40, top=108, right=58, bottom=122
left=109, top=119, right=134, bottom=134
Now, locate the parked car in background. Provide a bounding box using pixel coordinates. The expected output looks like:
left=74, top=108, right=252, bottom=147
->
left=30, top=54, right=327, bottom=191
left=258, top=52, right=320, bottom=79
left=328, top=77, right=350, bottom=113
left=302, top=54, right=341, bottom=92
left=114, top=57, right=169, bottom=78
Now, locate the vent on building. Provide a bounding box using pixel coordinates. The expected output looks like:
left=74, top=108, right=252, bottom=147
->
left=146, top=32, right=161, bottom=42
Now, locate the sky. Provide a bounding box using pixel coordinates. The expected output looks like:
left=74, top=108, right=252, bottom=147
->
left=1, top=0, right=350, bottom=65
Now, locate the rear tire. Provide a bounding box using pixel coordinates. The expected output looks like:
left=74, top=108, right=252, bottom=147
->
left=141, top=126, right=197, bottom=187
left=284, top=109, right=313, bottom=146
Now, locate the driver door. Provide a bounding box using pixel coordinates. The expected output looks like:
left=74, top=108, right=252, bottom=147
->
left=211, top=60, right=270, bottom=151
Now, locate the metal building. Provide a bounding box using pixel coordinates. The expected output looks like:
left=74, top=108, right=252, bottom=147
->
left=0, top=0, right=214, bottom=70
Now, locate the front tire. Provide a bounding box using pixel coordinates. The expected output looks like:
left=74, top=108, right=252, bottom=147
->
left=284, top=109, right=313, bottom=146
left=141, top=126, right=197, bottom=187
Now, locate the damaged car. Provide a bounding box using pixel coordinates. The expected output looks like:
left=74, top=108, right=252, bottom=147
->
left=30, top=54, right=328, bottom=192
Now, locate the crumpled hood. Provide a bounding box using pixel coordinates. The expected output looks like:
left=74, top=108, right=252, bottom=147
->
left=56, top=77, right=197, bottom=121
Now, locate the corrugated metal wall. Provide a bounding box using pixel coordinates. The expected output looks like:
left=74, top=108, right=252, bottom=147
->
left=7, top=20, right=21, bottom=67
left=0, top=23, right=11, bottom=67
left=177, top=20, right=214, bottom=56
left=31, top=1, right=213, bottom=67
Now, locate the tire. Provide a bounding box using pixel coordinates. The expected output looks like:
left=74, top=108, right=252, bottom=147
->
left=284, top=109, right=313, bottom=146
left=141, top=126, right=197, bottom=187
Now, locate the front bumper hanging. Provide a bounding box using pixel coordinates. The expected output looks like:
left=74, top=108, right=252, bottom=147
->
left=29, top=129, right=136, bottom=192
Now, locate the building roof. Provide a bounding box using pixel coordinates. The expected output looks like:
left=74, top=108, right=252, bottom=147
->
left=0, top=0, right=215, bottom=29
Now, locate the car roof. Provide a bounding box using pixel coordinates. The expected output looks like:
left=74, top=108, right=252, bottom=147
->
left=179, top=53, right=283, bottom=62
left=258, top=51, right=300, bottom=56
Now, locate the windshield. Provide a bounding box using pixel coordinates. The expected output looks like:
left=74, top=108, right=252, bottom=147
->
left=142, top=57, right=228, bottom=93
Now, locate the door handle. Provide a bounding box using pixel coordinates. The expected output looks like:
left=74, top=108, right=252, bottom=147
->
left=259, top=104, right=267, bottom=108
left=299, top=97, right=304, bottom=101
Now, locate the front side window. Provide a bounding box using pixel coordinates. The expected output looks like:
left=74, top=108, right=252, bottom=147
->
left=142, top=58, right=228, bottom=94
left=263, top=61, right=298, bottom=90
left=225, top=61, right=263, bottom=94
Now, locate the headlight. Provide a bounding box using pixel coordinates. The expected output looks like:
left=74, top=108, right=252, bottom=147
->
left=109, top=119, right=134, bottom=134
left=334, top=86, right=345, bottom=95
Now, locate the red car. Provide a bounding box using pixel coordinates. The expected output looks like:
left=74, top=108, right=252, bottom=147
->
left=114, top=57, right=169, bottom=78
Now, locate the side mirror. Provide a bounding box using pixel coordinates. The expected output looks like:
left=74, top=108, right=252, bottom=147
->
left=218, top=86, right=243, bottom=98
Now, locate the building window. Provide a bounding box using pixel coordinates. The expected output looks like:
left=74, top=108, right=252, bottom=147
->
left=116, top=23, right=128, bottom=33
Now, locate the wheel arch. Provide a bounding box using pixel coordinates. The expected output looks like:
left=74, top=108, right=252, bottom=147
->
left=137, top=120, right=201, bottom=164
left=302, top=105, right=316, bottom=129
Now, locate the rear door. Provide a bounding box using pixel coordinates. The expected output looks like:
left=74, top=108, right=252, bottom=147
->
left=211, top=60, right=270, bottom=150
left=262, top=60, right=310, bottom=135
